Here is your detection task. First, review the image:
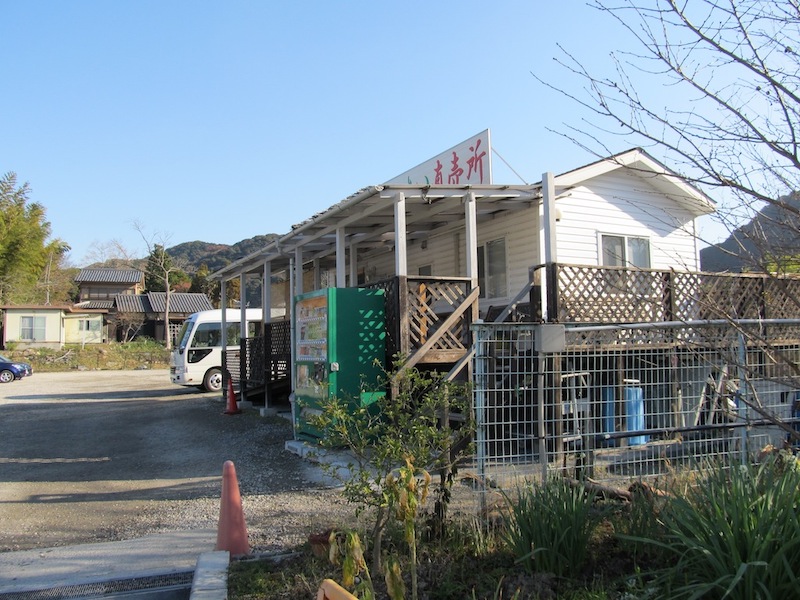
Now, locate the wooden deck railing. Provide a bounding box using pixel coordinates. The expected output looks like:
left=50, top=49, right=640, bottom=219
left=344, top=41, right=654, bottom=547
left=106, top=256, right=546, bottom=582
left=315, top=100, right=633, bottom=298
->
left=367, top=276, right=479, bottom=369
left=231, top=320, right=291, bottom=397
left=530, top=264, right=800, bottom=325
left=234, top=265, right=800, bottom=397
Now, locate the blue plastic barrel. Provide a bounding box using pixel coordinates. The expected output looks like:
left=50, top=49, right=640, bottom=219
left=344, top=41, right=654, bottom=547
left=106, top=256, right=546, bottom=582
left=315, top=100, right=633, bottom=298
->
left=600, top=386, right=615, bottom=446
left=625, top=385, right=648, bottom=445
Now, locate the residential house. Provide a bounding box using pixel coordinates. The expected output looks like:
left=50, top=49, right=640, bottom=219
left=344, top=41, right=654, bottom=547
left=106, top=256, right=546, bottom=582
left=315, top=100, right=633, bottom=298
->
left=113, top=292, right=214, bottom=343
left=206, top=132, right=716, bottom=406
left=75, top=268, right=145, bottom=306
left=1, top=304, right=107, bottom=349
left=1, top=269, right=212, bottom=349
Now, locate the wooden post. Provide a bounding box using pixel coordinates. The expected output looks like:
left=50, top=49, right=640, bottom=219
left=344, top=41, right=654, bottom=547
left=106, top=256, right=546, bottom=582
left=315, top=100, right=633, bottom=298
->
left=662, top=270, right=676, bottom=322
left=336, top=227, right=346, bottom=288
left=220, top=278, right=228, bottom=403
left=394, top=192, right=407, bottom=277
left=263, top=260, right=272, bottom=408
left=547, top=263, right=560, bottom=323
left=240, top=272, right=247, bottom=395
left=398, top=276, right=410, bottom=360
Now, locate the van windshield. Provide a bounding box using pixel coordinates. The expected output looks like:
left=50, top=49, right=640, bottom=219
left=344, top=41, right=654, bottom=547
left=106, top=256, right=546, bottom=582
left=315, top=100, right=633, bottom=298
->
left=176, top=319, right=194, bottom=350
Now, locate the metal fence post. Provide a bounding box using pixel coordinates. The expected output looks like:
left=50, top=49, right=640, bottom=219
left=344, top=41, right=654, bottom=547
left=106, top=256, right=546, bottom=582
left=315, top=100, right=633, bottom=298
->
left=473, top=323, right=488, bottom=515
left=737, top=331, right=748, bottom=464
left=537, top=350, right=548, bottom=480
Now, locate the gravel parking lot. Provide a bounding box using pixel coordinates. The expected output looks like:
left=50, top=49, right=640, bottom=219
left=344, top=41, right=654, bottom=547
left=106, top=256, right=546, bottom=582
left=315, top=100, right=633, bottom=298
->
left=0, top=370, right=356, bottom=553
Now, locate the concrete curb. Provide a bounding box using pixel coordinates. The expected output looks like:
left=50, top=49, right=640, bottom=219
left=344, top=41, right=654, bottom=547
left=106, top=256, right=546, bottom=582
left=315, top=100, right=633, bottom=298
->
left=189, top=551, right=230, bottom=600
left=284, top=440, right=354, bottom=482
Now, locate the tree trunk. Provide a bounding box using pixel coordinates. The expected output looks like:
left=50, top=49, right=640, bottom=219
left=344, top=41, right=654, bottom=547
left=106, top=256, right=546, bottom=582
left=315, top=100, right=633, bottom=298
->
left=164, top=282, right=172, bottom=350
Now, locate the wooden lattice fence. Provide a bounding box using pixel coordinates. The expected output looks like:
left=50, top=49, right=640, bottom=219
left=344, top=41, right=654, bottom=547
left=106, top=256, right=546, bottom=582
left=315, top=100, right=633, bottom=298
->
left=553, top=265, right=800, bottom=324
left=367, top=276, right=477, bottom=365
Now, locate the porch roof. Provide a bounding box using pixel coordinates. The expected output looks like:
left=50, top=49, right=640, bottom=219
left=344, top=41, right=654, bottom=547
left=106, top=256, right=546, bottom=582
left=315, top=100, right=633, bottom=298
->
left=211, top=183, right=541, bottom=280
left=209, top=147, right=716, bottom=282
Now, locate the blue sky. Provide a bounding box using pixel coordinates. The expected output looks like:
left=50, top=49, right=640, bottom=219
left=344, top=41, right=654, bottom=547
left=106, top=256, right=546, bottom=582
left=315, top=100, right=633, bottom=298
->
left=1, top=1, right=724, bottom=267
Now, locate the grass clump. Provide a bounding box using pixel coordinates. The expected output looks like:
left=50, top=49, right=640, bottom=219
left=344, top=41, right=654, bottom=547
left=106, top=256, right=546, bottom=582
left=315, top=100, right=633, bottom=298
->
left=635, top=452, right=800, bottom=599
left=501, top=477, right=604, bottom=579
left=228, top=552, right=340, bottom=600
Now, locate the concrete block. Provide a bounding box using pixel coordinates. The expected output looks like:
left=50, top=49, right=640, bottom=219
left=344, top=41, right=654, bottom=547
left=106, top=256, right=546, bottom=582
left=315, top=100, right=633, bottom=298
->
left=190, top=551, right=229, bottom=600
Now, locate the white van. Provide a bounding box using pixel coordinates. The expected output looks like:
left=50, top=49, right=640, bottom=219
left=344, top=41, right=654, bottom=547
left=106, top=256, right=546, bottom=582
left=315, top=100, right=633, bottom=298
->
left=170, top=308, right=263, bottom=392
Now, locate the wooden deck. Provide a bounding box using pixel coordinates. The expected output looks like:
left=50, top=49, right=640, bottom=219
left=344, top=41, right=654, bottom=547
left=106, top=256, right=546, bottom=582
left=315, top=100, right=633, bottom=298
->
left=236, top=267, right=800, bottom=397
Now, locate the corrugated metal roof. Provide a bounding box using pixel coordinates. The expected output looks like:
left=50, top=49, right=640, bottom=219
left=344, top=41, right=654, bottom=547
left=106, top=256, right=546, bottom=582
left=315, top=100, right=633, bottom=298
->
left=76, top=269, right=143, bottom=284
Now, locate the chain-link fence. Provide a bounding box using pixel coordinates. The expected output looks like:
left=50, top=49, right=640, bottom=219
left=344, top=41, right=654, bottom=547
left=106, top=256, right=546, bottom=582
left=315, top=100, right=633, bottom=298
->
left=470, top=320, right=800, bottom=511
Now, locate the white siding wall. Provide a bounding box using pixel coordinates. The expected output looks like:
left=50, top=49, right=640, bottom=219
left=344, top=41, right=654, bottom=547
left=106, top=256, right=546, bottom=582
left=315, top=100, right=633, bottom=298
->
left=360, top=204, right=539, bottom=310
left=361, top=228, right=462, bottom=281
left=474, top=208, right=539, bottom=306
left=337, top=169, right=701, bottom=311
left=555, top=170, right=700, bottom=271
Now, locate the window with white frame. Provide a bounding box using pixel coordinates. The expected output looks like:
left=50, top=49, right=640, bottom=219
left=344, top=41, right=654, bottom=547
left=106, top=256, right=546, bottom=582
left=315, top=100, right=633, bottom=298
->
left=20, top=316, right=46, bottom=341
left=601, top=234, right=653, bottom=295
left=78, top=319, right=100, bottom=332
left=601, top=234, right=651, bottom=269
left=478, top=238, right=507, bottom=299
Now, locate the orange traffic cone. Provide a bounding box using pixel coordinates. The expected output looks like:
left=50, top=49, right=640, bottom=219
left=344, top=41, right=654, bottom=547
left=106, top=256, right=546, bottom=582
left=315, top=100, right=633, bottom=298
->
left=215, top=460, right=249, bottom=556
left=224, top=375, right=241, bottom=415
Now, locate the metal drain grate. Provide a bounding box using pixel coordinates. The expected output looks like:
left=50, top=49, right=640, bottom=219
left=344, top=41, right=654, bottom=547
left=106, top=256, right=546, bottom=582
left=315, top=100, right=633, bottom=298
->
left=0, top=571, right=194, bottom=600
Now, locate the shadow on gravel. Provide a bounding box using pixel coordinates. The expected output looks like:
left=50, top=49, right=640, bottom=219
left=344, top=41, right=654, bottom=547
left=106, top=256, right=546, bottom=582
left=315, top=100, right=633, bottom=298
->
left=4, top=388, right=203, bottom=401
left=0, top=396, right=300, bottom=486
left=17, top=479, right=222, bottom=504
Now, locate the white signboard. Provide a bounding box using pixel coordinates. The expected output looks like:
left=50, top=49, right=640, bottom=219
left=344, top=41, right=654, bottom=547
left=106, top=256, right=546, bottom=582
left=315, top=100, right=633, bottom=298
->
left=387, top=129, right=492, bottom=186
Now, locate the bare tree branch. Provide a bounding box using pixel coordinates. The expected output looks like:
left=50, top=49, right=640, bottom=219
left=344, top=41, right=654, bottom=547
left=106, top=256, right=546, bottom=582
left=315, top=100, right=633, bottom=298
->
left=133, top=222, right=188, bottom=350
left=536, top=0, right=800, bottom=272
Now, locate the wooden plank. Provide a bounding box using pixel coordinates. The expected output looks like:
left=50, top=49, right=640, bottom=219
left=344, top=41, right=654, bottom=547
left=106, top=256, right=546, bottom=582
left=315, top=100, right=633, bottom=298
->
left=417, top=349, right=468, bottom=364
left=400, top=287, right=480, bottom=372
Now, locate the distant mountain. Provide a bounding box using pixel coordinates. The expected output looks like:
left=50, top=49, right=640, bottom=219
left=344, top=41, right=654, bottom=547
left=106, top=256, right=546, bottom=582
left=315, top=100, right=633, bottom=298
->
left=700, top=193, right=800, bottom=272
left=167, top=234, right=280, bottom=274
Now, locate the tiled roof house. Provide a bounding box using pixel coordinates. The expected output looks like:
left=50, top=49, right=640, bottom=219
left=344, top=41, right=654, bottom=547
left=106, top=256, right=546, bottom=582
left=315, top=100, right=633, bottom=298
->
left=75, top=268, right=144, bottom=306
left=113, top=292, right=213, bottom=343
left=114, top=292, right=213, bottom=315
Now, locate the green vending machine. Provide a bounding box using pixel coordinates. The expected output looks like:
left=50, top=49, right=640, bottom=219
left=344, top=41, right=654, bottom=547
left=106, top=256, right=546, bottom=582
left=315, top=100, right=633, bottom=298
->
left=293, top=287, right=386, bottom=439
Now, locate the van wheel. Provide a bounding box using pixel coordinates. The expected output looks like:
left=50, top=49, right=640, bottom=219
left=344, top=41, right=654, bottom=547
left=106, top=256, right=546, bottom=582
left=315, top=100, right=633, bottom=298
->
left=203, top=368, right=223, bottom=393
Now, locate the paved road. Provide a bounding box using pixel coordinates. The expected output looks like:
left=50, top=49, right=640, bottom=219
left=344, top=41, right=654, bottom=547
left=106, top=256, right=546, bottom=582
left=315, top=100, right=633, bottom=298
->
left=0, top=370, right=328, bottom=552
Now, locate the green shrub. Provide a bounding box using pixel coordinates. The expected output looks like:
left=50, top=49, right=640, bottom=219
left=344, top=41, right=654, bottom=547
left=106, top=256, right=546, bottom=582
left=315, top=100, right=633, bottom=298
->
left=311, top=365, right=474, bottom=577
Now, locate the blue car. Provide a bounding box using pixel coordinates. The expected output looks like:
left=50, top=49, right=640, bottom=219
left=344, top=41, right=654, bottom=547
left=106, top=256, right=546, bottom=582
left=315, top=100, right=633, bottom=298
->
left=0, top=354, right=33, bottom=383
